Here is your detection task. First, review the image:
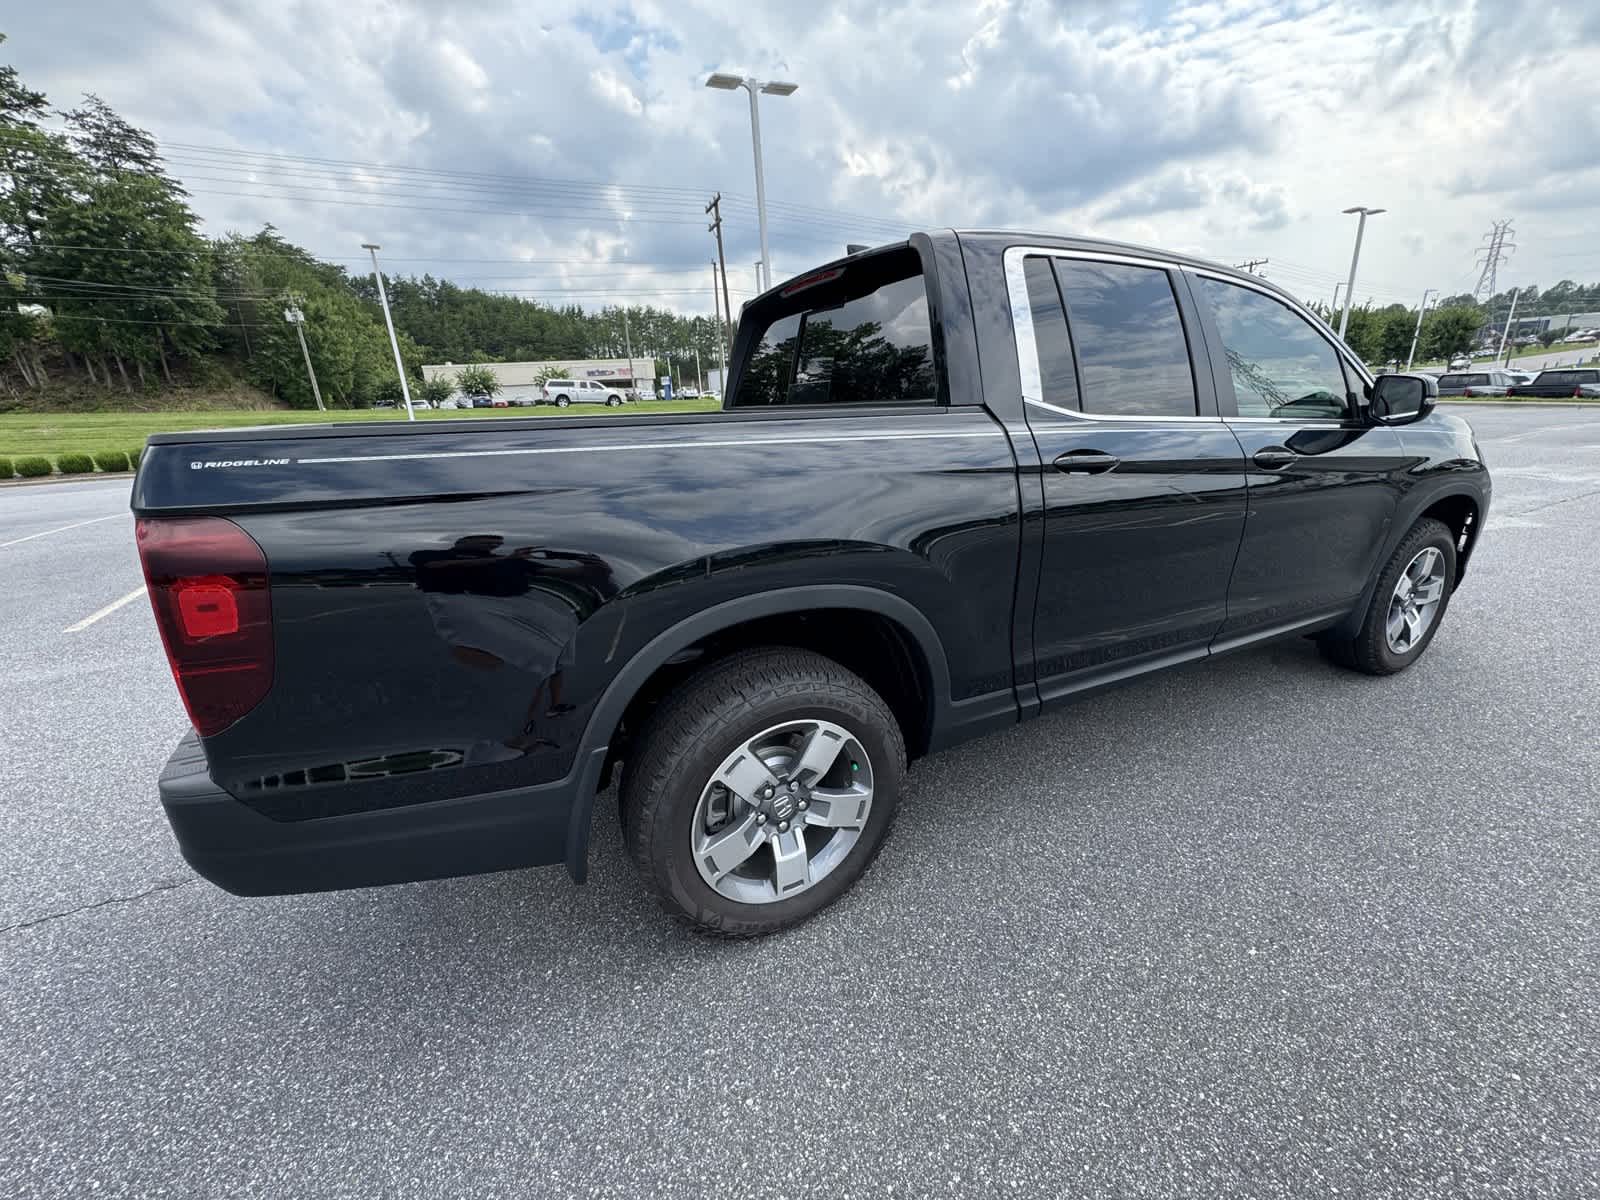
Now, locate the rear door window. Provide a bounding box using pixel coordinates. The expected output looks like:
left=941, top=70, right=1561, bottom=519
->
left=1052, top=260, right=1197, bottom=417
left=733, top=248, right=937, bottom=408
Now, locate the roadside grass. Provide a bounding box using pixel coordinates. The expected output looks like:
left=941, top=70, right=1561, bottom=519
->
left=0, top=399, right=719, bottom=474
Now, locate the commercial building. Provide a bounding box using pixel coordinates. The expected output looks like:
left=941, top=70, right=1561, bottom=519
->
left=421, top=358, right=655, bottom=397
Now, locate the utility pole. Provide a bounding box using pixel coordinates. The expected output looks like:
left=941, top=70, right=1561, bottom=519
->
left=694, top=345, right=704, bottom=395
left=362, top=243, right=414, bottom=421
left=1330, top=282, right=1343, bottom=318
left=283, top=298, right=325, bottom=411
left=1497, top=288, right=1521, bottom=363
left=755, top=262, right=762, bottom=292
left=711, top=261, right=728, bottom=395
left=706, top=193, right=733, bottom=352
left=1405, top=288, right=1436, bottom=371
left=1234, top=258, right=1268, bottom=275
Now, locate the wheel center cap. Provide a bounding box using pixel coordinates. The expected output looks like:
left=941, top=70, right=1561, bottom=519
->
left=769, top=790, right=798, bottom=822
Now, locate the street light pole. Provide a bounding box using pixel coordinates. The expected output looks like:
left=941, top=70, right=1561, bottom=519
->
left=1337, top=206, right=1386, bottom=342
left=362, top=243, right=414, bottom=421
left=1406, top=288, right=1436, bottom=371
left=707, top=73, right=798, bottom=293
left=1497, top=288, right=1521, bottom=364
left=1330, top=282, right=1343, bottom=319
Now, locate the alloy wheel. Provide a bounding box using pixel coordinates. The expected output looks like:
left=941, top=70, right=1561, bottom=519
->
left=690, top=719, right=874, bottom=904
left=1386, top=546, right=1446, bottom=654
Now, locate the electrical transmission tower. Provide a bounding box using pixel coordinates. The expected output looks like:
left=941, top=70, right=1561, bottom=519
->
left=1472, top=220, right=1516, bottom=302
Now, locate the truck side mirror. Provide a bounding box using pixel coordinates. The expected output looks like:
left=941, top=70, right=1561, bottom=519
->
left=1369, top=373, right=1437, bottom=425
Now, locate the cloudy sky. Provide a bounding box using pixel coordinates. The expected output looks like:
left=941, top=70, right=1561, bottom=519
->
left=6, top=0, right=1598, bottom=315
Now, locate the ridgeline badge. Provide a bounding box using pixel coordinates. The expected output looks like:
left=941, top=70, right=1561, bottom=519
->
left=190, top=459, right=291, bottom=470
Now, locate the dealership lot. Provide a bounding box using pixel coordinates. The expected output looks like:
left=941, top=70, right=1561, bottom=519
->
left=2, top=405, right=1597, bottom=1198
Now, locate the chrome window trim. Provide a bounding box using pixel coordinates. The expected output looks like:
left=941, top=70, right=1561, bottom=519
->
left=1003, top=245, right=1223, bottom=424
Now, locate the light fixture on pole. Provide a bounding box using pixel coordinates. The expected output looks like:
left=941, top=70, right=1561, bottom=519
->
left=1406, top=288, right=1436, bottom=371
left=362, top=243, right=415, bottom=421
left=706, top=72, right=798, bottom=293
left=1337, top=206, right=1386, bottom=342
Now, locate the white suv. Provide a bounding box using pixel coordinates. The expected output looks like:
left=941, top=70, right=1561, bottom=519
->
left=542, top=379, right=626, bottom=407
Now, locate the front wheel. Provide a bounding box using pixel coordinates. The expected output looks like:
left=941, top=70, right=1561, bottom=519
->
left=621, top=648, right=905, bottom=936
left=1320, top=517, right=1457, bottom=675
left=606, top=395, right=622, bottom=407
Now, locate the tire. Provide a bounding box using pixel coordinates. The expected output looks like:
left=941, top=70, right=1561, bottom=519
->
left=1320, top=517, right=1457, bottom=675
left=621, top=648, right=906, bottom=937
left=555, top=395, right=570, bottom=408
left=606, top=396, right=622, bottom=407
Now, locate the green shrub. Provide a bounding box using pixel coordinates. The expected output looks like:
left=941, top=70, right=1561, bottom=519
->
left=56, top=453, right=95, bottom=475
left=419, top=376, right=455, bottom=407
left=129, top=447, right=143, bottom=467
left=14, top=456, right=52, bottom=478
left=0, top=457, right=12, bottom=479
left=93, top=449, right=131, bottom=472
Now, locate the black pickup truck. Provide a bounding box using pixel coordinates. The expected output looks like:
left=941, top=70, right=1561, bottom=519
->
left=1505, top=367, right=1600, bottom=399
left=134, top=232, right=1490, bottom=935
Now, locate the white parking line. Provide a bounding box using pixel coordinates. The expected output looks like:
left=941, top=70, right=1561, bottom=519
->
left=0, top=512, right=125, bottom=549
left=63, top=586, right=147, bottom=633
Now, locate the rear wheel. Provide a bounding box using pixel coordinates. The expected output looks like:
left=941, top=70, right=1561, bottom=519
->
left=621, top=648, right=905, bottom=936
left=1320, top=517, right=1456, bottom=675
left=555, top=395, right=570, bottom=408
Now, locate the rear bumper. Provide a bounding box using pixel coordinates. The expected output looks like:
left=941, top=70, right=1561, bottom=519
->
left=158, top=732, right=606, bottom=896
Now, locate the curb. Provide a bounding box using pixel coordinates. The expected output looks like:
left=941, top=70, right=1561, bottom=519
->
left=1440, top=400, right=1600, bottom=408
left=0, top=471, right=136, bottom=489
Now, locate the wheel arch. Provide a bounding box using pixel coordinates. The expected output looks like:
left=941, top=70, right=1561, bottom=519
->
left=562, top=586, right=953, bottom=880
left=580, top=586, right=952, bottom=762
left=1329, top=483, right=1485, bottom=640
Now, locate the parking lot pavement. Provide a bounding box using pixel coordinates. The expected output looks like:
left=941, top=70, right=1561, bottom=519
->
left=3, top=406, right=1598, bottom=1198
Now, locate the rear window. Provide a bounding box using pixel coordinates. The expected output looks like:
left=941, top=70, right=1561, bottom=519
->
left=1535, top=370, right=1599, bottom=385
left=733, top=248, right=938, bottom=408
left=1439, top=374, right=1489, bottom=386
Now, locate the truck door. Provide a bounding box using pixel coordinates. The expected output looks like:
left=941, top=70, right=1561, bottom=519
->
left=1184, top=270, right=1410, bottom=642
left=1010, top=251, right=1248, bottom=707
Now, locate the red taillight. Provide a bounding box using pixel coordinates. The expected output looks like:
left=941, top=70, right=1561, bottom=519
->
left=136, top=517, right=272, bottom=737
left=1576, top=387, right=1584, bottom=398
left=1462, top=388, right=1473, bottom=397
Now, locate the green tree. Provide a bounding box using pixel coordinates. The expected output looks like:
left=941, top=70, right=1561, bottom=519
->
left=1421, top=306, right=1483, bottom=363
left=454, top=363, right=500, bottom=399
left=1537, top=328, right=1560, bottom=348
left=418, top=376, right=454, bottom=406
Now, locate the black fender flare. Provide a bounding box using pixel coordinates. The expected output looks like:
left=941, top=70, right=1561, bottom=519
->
left=562, top=585, right=953, bottom=879
left=1329, top=481, right=1487, bottom=640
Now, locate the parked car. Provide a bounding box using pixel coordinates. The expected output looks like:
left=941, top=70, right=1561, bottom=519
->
left=1435, top=370, right=1517, bottom=397
left=490, top=397, right=510, bottom=408
left=1504, top=369, right=1536, bottom=386
left=1506, top=368, right=1600, bottom=399
left=1448, top=355, right=1472, bottom=370
left=542, top=379, right=627, bottom=407
left=467, top=395, right=493, bottom=409
left=131, top=231, right=1491, bottom=935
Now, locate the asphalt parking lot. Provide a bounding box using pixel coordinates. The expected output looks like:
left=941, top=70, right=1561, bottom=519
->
left=3, top=404, right=1598, bottom=1198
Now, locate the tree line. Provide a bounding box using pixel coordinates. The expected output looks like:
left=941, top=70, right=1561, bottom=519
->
left=0, top=42, right=727, bottom=407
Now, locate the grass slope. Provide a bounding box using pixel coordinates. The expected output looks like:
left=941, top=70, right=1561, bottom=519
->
left=0, top=399, right=720, bottom=467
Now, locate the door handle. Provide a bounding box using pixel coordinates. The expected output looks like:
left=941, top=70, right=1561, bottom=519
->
left=1251, top=447, right=1297, bottom=470
left=1054, top=449, right=1120, bottom=475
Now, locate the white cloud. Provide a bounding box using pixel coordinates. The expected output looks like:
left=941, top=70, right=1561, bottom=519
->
left=3, top=0, right=1596, bottom=315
